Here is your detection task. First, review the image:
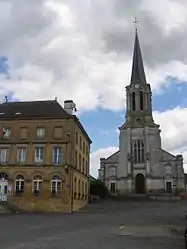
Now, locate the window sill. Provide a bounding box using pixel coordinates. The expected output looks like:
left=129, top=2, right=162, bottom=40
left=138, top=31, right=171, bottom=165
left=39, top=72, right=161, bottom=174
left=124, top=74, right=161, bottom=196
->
left=0, top=162, right=8, bottom=165
left=34, top=162, right=44, bottom=165
left=17, top=162, right=26, bottom=165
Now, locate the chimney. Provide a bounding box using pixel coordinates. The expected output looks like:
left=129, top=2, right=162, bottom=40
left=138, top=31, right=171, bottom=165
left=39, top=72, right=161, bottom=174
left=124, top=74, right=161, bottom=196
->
left=64, top=100, right=77, bottom=115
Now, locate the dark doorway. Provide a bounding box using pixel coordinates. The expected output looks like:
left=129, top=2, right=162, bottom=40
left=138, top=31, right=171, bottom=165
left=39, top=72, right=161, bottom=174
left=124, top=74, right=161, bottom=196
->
left=135, top=174, right=145, bottom=193
left=166, top=182, right=172, bottom=193
left=110, top=182, right=116, bottom=193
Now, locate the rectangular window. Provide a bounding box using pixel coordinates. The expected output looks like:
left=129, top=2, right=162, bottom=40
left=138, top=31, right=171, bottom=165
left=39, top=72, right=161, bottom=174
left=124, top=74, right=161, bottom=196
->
left=36, top=127, right=45, bottom=138
left=75, top=150, right=78, bottom=168
left=0, top=148, right=8, bottom=164
left=132, top=92, right=136, bottom=111
left=2, top=128, right=11, bottom=139
left=34, top=147, right=44, bottom=163
left=109, top=168, right=116, bottom=177
left=17, top=148, right=26, bottom=163
left=82, top=158, right=85, bottom=173
left=80, top=137, right=82, bottom=150
left=33, top=181, right=42, bottom=194
left=75, top=132, right=78, bottom=144
left=15, top=181, right=24, bottom=193
left=79, top=154, right=81, bottom=171
left=51, top=181, right=61, bottom=194
left=52, top=147, right=62, bottom=165
left=140, top=91, right=144, bottom=111
left=83, top=142, right=85, bottom=153
left=85, top=160, right=88, bottom=175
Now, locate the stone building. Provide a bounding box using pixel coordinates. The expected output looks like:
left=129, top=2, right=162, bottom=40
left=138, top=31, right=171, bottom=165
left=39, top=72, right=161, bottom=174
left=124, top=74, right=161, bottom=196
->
left=98, top=31, right=185, bottom=196
left=0, top=99, right=91, bottom=212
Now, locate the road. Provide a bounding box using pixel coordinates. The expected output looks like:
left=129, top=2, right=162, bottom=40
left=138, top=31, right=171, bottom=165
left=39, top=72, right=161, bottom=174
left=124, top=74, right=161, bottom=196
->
left=0, top=200, right=186, bottom=249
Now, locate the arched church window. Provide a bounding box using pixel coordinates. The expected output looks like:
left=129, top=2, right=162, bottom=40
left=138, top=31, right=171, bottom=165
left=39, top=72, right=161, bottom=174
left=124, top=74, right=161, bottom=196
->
left=132, top=92, right=136, bottom=111
left=132, top=140, right=145, bottom=164
left=137, top=140, right=141, bottom=163
left=140, top=91, right=144, bottom=111
left=133, top=142, right=137, bottom=164
left=141, top=141, right=145, bottom=163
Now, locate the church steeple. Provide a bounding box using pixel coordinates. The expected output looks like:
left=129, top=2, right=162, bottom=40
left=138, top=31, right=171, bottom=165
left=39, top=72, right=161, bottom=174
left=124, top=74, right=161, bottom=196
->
left=122, top=28, right=156, bottom=129
left=130, top=30, right=147, bottom=85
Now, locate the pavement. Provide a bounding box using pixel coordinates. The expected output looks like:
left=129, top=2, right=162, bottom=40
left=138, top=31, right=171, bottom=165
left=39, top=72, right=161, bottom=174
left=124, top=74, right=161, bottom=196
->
left=0, top=200, right=186, bottom=248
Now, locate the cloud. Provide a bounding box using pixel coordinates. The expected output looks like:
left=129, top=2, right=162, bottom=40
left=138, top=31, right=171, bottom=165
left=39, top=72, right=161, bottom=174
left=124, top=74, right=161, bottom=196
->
left=90, top=146, right=118, bottom=177
left=0, top=0, right=186, bottom=111
left=91, top=106, right=187, bottom=177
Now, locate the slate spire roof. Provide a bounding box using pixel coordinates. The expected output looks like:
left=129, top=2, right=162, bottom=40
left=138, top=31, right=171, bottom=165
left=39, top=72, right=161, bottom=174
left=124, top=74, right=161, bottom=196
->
left=130, top=30, right=147, bottom=85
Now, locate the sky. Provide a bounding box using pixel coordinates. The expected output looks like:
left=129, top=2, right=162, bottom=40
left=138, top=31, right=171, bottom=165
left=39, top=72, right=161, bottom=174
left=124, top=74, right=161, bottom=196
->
left=0, top=0, right=187, bottom=177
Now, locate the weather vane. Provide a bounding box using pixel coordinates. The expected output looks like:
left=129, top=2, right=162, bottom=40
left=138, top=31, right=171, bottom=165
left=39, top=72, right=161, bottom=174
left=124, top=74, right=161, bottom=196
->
left=133, top=17, right=139, bottom=32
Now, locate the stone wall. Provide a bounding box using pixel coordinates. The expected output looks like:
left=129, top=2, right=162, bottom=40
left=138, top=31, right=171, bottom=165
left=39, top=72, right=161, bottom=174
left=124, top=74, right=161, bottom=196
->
left=72, top=199, right=88, bottom=212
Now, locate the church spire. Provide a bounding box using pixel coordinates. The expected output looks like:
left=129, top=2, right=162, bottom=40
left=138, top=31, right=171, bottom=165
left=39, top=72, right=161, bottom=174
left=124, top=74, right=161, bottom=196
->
left=130, top=30, right=147, bottom=85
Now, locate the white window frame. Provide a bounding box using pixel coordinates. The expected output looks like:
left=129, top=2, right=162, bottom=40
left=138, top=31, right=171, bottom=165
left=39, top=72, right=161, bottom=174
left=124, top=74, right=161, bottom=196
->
left=51, top=176, right=61, bottom=194
left=17, top=147, right=26, bottom=163
left=52, top=147, right=62, bottom=165
left=34, top=147, right=44, bottom=163
left=0, top=148, right=8, bottom=164
left=36, top=127, right=45, bottom=138
left=15, top=175, right=24, bottom=193
left=32, top=176, right=43, bottom=194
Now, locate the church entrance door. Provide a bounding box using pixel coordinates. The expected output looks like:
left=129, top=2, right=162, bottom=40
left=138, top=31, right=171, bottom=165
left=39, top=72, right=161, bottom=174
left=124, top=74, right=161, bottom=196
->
left=135, top=174, right=145, bottom=194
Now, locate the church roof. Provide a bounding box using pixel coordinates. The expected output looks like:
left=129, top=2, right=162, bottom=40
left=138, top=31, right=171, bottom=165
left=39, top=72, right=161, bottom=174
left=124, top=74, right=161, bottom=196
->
left=130, top=30, right=147, bottom=85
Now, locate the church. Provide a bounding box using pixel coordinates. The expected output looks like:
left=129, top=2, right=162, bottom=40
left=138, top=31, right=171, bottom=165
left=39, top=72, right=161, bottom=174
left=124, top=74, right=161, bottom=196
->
left=98, top=30, right=185, bottom=196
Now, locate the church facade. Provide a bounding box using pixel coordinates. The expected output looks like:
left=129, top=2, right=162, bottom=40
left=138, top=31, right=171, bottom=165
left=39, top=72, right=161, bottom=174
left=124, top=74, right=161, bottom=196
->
left=98, top=31, right=185, bottom=196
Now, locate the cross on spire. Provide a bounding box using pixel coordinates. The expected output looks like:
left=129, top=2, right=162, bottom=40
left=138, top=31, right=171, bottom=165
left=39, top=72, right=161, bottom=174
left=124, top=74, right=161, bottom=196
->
left=133, top=17, right=139, bottom=32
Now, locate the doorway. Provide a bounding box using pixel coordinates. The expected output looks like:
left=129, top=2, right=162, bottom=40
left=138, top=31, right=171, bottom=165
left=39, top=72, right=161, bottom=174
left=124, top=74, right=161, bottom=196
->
left=0, top=172, right=8, bottom=202
left=166, top=181, right=172, bottom=193
left=135, top=173, right=145, bottom=193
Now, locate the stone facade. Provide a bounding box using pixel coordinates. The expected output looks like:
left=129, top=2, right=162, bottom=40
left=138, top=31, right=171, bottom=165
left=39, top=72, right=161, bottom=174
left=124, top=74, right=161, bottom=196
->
left=0, top=100, right=91, bottom=212
left=98, top=31, right=185, bottom=196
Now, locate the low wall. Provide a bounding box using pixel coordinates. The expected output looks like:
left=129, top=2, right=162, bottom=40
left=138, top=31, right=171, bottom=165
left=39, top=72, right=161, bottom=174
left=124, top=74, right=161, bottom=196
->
left=9, top=196, right=72, bottom=213
left=73, top=199, right=88, bottom=212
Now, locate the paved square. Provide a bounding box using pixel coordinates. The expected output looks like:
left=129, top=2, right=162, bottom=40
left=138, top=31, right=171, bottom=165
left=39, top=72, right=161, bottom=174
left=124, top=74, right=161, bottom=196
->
left=0, top=200, right=186, bottom=248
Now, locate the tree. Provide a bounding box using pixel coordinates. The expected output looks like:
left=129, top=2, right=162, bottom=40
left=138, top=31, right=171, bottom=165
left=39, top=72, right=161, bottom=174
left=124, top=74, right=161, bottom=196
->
left=89, top=180, right=109, bottom=199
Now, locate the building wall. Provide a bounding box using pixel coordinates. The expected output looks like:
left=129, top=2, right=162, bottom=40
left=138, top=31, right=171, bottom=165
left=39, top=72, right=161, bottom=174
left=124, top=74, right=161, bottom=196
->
left=0, top=117, right=90, bottom=212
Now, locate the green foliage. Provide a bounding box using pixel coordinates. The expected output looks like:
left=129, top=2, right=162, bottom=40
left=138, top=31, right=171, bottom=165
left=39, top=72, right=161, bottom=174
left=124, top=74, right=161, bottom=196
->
left=89, top=180, right=109, bottom=199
